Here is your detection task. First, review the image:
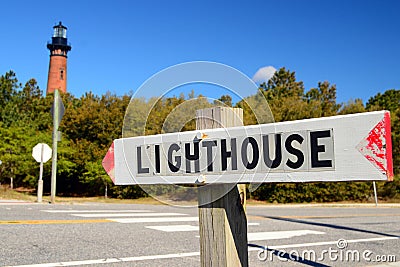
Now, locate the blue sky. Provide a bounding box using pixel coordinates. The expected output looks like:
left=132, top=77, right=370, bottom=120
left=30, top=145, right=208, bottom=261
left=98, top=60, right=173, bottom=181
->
left=0, top=0, right=399, bottom=104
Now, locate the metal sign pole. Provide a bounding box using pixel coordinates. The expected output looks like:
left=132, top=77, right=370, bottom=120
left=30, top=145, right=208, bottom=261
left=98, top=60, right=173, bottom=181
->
left=50, top=90, right=60, bottom=204
left=37, top=144, right=44, bottom=203
left=373, top=181, right=378, bottom=206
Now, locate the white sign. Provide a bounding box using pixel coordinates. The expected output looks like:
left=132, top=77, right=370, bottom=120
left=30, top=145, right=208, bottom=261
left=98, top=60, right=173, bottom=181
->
left=32, top=143, right=52, bottom=163
left=103, top=111, right=393, bottom=185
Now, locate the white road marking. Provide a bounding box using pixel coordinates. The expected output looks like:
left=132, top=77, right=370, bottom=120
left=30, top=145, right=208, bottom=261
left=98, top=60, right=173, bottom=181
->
left=146, top=222, right=258, bottom=232
left=248, top=230, right=325, bottom=241
left=371, top=262, right=400, bottom=267
left=41, top=210, right=152, bottom=213
left=72, top=212, right=186, bottom=218
left=248, top=236, right=400, bottom=251
left=110, top=217, right=199, bottom=223
left=9, top=236, right=399, bottom=267
left=9, top=252, right=200, bottom=267
left=248, top=222, right=260, bottom=226
left=146, top=225, right=199, bottom=232
left=194, top=229, right=325, bottom=240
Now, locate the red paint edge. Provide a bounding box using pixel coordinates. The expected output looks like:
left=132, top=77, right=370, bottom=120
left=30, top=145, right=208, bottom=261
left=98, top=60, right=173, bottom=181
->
left=102, top=142, right=115, bottom=183
left=384, top=111, right=394, bottom=181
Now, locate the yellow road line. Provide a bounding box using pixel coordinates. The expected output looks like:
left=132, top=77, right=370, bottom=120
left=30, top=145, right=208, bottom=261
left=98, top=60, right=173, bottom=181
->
left=0, top=219, right=110, bottom=225
left=3, top=213, right=399, bottom=224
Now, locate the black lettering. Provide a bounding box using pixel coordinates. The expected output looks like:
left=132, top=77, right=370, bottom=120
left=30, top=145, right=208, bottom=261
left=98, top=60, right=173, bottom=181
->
left=310, top=130, right=333, bottom=168
left=155, top=145, right=160, bottom=173
left=241, top=137, right=259, bottom=169
left=185, top=142, right=200, bottom=173
left=262, top=134, right=282, bottom=168
left=137, top=146, right=149, bottom=174
left=202, top=140, right=217, bottom=172
left=285, top=134, right=304, bottom=169
left=221, top=138, right=237, bottom=171
left=168, top=143, right=181, bottom=173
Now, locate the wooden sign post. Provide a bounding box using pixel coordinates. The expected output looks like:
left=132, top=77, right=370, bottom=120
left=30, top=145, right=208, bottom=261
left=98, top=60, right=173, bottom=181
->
left=196, top=107, right=248, bottom=267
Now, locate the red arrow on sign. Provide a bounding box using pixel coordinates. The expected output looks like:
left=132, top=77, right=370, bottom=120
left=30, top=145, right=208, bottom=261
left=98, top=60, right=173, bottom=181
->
left=356, top=111, right=394, bottom=181
left=102, top=143, right=115, bottom=183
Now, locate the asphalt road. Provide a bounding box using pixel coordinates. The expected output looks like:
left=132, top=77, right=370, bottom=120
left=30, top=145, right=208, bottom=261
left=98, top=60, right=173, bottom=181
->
left=0, top=202, right=399, bottom=267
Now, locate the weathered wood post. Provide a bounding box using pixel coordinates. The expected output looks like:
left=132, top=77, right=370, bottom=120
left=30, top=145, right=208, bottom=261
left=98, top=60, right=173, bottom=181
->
left=196, top=107, right=248, bottom=267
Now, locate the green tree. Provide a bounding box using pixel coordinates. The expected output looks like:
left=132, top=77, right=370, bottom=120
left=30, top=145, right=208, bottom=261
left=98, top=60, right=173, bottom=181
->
left=366, top=89, right=400, bottom=113
left=214, top=95, right=232, bottom=107
left=339, top=99, right=366, bottom=115
left=59, top=91, right=131, bottom=195
left=0, top=73, right=54, bottom=189
left=123, top=97, right=156, bottom=137
left=261, top=67, right=305, bottom=99
left=305, top=81, right=341, bottom=117
left=0, top=71, right=21, bottom=126
left=259, top=67, right=309, bottom=122
left=235, top=89, right=274, bottom=125
left=0, top=123, right=51, bottom=188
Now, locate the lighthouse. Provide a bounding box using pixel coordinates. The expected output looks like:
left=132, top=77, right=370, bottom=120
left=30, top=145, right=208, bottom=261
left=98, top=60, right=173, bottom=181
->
left=46, top=22, right=71, bottom=94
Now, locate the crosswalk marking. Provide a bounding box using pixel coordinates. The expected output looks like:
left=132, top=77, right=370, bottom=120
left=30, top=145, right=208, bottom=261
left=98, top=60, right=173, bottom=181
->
left=146, top=222, right=260, bottom=232
left=10, top=236, right=398, bottom=267
left=39, top=210, right=259, bottom=229
left=247, top=236, right=400, bottom=251
left=195, top=229, right=325, bottom=240
left=247, top=230, right=325, bottom=241
left=9, top=252, right=201, bottom=267
left=71, top=212, right=186, bottom=218
left=42, top=210, right=152, bottom=213
left=146, top=225, right=199, bottom=232
left=110, top=217, right=199, bottom=223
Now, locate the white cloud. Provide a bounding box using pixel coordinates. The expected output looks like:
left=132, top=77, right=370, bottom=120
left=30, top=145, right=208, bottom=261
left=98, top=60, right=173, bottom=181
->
left=252, top=66, right=276, bottom=84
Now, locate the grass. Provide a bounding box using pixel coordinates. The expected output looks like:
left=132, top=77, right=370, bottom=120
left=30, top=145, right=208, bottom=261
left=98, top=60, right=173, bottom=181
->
left=0, top=187, right=37, bottom=202
left=0, top=187, right=164, bottom=205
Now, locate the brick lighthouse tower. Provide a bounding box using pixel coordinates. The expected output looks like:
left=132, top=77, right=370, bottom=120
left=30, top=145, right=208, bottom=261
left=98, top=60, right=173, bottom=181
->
left=46, top=22, right=71, bottom=94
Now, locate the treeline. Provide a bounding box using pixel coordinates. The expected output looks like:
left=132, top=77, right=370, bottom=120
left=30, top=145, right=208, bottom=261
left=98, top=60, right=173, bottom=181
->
left=0, top=68, right=398, bottom=202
